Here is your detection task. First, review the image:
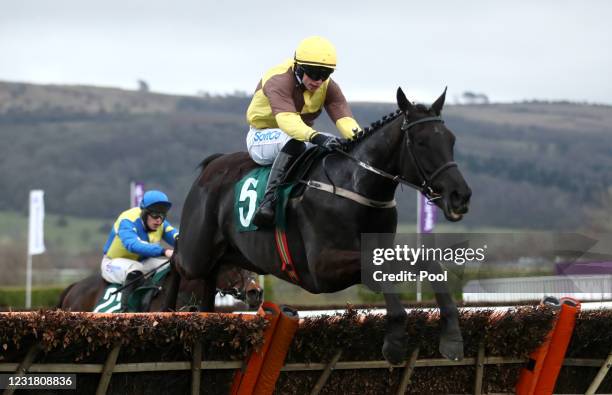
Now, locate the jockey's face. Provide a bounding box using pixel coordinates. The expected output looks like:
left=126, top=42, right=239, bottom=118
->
left=302, top=73, right=325, bottom=92
left=146, top=212, right=165, bottom=231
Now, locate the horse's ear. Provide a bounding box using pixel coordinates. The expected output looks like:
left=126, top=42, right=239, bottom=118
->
left=397, top=87, right=414, bottom=113
left=431, top=87, right=447, bottom=115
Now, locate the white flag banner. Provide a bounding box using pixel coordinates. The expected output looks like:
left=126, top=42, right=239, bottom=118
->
left=28, top=190, right=45, bottom=255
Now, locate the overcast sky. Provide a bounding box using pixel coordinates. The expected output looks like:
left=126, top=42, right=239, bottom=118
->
left=2, top=0, right=611, bottom=104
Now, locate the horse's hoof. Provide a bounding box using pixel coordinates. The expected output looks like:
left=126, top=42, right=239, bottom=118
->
left=382, top=337, right=407, bottom=365
left=439, top=333, right=464, bottom=361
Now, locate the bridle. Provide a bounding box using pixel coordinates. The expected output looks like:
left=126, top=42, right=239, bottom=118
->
left=216, top=268, right=259, bottom=302
left=332, top=113, right=457, bottom=202
left=400, top=115, right=458, bottom=200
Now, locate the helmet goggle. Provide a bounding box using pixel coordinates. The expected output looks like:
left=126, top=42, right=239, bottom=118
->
left=301, top=65, right=334, bottom=82
left=147, top=211, right=166, bottom=221
left=144, top=202, right=169, bottom=221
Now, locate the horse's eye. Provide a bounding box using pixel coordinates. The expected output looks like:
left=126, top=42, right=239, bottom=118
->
left=416, top=139, right=426, bottom=147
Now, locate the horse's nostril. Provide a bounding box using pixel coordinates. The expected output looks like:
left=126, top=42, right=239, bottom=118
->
left=247, top=289, right=263, bottom=300
left=451, top=190, right=471, bottom=208
left=246, top=289, right=263, bottom=308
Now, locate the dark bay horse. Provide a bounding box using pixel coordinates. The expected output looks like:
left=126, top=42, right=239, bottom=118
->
left=58, top=264, right=263, bottom=312
left=171, top=88, right=471, bottom=364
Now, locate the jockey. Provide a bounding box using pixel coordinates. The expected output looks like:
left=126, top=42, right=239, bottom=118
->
left=101, top=190, right=178, bottom=312
left=246, top=35, right=361, bottom=227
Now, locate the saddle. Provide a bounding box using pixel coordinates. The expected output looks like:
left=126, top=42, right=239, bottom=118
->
left=282, top=146, right=328, bottom=190
left=93, top=266, right=170, bottom=313
left=234, top=147, right=328, bottom=232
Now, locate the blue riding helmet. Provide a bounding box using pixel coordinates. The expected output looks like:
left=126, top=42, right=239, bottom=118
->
left=139, top=190, right=172, bottom=212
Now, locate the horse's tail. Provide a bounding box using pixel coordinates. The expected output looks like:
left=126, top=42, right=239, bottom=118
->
left=56, top=282, right=76, bottom=309
left=198, top=153, right=224, bottom=170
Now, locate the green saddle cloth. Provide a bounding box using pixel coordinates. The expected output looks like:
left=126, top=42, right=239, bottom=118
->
left=234, top=167, right=295, bottom=232
left=93, top=266, right=170, bottom=313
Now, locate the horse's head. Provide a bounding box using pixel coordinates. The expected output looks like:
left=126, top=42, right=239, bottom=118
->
left=396, top=87, right=471, bottom=221
left=217, top=266, right=263, bottom=309
left=244, top=276, right=264, bottom=309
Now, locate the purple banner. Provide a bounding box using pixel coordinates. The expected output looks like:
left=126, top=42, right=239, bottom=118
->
left=418, top=193, right=436, bottom=233
left=130, top=182, right=144, bottom=208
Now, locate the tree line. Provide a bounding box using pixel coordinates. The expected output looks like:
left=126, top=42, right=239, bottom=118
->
left=1, top=83, right=610, bottom=230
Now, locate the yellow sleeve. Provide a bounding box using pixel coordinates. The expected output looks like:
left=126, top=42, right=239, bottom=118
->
left=275, top=112, right=318, bottom=142
left=335, top=117, right=361, bottom=139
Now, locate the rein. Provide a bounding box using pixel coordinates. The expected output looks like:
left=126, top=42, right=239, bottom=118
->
left=110, top=259, right=170, bottom=295
left=331, top=115, right=457, bottom=202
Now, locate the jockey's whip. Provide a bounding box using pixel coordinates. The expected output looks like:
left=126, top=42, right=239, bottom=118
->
left=110, top=259, right=170, bottom=295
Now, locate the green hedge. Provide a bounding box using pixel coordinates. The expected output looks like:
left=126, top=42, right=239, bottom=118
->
left=0, top=286, right=65, bottom=309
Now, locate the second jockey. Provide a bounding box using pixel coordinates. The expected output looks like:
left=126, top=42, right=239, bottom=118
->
left=100, top=190, right=178, bottom=312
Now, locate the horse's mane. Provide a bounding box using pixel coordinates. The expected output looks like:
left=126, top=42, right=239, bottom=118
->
left=344, top=103, right=430, bottom=150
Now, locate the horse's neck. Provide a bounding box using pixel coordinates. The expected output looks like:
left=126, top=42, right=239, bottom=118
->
left=346, top=119, right=410, bottom=198
left=353, top=118, right=403, bottom=171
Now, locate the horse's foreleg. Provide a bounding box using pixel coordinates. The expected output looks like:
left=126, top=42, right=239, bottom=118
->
left=382, top=292, right=408, bottom=365
left=310, top=248, right=409, bottom=365
left=426, top=260, right=463, bottom=361
left=199, top=273, right=218, bottom=312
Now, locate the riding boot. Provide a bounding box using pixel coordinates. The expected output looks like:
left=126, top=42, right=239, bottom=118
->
left=251, top=151, right=297, bottom=228
left=120, top=270, right=143, bottom=312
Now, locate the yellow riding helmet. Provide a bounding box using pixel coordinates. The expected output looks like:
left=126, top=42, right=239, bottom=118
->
left=294, top=36, right=337, bottom=69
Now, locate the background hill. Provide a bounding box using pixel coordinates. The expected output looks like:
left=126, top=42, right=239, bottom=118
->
left=1, top=80, right=611, bottom=232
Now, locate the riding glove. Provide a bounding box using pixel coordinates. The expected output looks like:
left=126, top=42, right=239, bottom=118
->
left=311, top=133, right=343, bottom=151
